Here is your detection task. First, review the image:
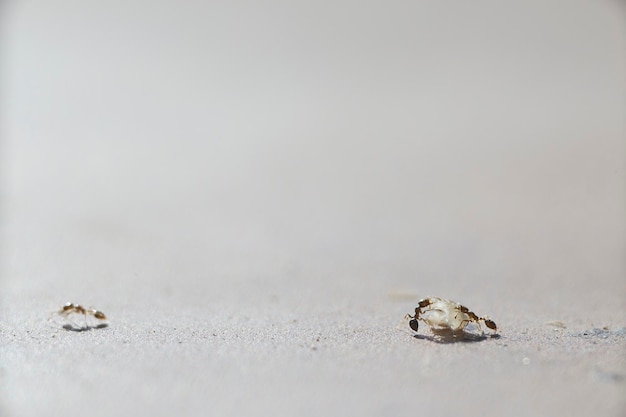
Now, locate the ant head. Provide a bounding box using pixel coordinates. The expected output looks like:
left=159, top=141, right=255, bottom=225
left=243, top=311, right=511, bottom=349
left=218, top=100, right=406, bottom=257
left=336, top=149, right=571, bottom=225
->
left=484, top=319, right=497, bottom=331
left=409, top=319, right=419, bottom=332
left=417, top=298, right=431, bottom=309
left=62, top=303, right=74, bottom=311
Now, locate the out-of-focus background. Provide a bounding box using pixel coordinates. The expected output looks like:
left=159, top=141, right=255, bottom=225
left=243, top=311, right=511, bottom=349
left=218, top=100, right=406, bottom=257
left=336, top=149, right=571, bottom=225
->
left=1, top=1, right=624, bottom=416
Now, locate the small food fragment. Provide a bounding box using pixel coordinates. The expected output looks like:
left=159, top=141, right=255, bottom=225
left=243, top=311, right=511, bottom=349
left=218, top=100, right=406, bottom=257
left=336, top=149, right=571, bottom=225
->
left=544, top=320, right=566, bottom=329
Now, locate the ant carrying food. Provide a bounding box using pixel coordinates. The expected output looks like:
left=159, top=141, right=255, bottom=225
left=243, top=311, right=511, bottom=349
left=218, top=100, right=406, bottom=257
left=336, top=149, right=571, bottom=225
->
left=403, top=296, right=497, bottom=338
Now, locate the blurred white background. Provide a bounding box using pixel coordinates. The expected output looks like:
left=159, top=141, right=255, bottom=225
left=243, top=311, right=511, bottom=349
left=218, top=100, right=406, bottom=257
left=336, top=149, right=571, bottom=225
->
left=1, top=0, right=624, bottom=310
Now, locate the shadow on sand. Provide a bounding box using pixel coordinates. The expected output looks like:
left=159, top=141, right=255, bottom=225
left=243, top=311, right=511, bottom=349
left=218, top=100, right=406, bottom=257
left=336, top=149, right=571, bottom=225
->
left=62, top=323, right=109, bottom=332
left=413, top=329, right=500, bottom=344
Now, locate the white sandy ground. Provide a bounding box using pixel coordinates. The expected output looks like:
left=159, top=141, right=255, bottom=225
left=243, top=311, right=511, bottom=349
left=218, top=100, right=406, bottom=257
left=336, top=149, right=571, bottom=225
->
left=1, top=286, right=625, bottom=417
left=0, top=198, right=624, bottom=417
left=1, top=1, right=625, bottom=416
left=2, top=286, right=626, bottom=417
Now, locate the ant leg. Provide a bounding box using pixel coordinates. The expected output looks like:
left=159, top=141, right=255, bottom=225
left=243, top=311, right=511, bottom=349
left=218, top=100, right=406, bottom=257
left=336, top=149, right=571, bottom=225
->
left=454, top=308, right=485, bottom=334
left=457, top=319, right=470, bottom=332
left=464, top=309, right=484, bottom=333
left=475, top=320, right=483, bottom=334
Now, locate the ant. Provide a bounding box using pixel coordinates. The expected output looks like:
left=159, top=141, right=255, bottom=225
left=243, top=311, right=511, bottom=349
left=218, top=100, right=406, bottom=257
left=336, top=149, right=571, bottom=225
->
left=52, top=302, right=108, bottom=330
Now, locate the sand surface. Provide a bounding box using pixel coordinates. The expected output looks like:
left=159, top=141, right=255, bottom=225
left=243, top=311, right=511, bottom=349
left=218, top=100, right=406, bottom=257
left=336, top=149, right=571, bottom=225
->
left=1, top=2, right=625, bottom=416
